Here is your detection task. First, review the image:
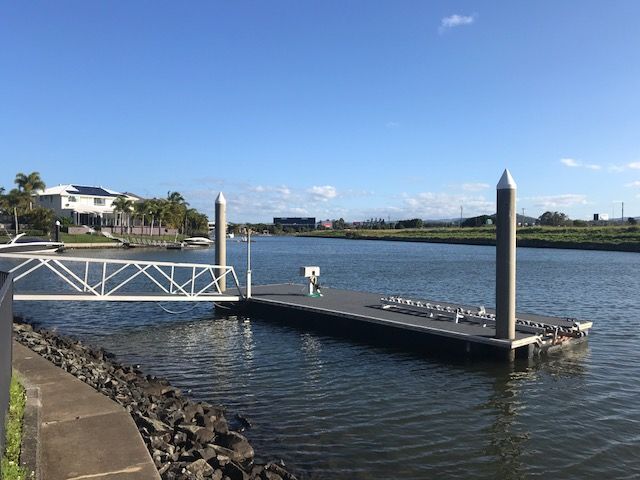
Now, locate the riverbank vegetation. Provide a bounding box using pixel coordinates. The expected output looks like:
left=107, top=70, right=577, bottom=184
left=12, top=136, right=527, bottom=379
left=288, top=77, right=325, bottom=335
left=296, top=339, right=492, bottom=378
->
left=1, top=377, right=27, bottom=480
left=301, top=225, right=640, bottom=252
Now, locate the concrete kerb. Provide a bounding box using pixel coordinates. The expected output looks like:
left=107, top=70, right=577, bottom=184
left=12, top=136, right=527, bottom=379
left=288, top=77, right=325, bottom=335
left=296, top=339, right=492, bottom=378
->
left=11, top=341, right=160, bottom=480
left=12, top=368, right=41, bottom=480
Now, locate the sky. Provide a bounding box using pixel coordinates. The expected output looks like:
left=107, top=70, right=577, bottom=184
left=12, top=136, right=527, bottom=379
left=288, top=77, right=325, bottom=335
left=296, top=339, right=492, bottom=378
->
left=2, top=1, right=640, bottom=222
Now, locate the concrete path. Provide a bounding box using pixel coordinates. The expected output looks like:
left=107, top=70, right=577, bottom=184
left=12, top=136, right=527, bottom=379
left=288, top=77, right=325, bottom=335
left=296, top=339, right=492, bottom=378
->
left=12, top=341, right=160, bottom=480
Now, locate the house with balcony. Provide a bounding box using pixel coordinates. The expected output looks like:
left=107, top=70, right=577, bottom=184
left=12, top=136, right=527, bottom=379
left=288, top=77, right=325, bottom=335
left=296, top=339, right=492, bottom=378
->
left=35, top=185, right=139, bottom=226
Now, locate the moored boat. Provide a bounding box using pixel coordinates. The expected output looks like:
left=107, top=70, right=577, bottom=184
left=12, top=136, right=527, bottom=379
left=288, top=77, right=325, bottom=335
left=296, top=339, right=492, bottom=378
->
left=0, top=233, right=64, bottom=253
left=183, top=237, right=214, bottom=247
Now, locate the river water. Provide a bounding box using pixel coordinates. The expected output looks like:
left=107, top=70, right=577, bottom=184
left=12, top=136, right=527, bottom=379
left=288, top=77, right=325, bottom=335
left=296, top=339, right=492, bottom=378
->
left=8, top=237, right=640, bottom=479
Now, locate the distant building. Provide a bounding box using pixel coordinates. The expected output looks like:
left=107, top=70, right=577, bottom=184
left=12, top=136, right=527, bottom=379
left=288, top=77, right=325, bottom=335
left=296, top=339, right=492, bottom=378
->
left=318, top=220, right=333, bottom=229
left=35, top=185, right=140, bottom=226
left=594, top=213, right=610, bottom=221
left=273, top=217, right=316, bottom=228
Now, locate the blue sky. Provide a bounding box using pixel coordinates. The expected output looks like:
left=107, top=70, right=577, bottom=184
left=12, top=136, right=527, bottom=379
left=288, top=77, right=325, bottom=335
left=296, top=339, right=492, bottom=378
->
left=2, top=1, right=640, bottom=222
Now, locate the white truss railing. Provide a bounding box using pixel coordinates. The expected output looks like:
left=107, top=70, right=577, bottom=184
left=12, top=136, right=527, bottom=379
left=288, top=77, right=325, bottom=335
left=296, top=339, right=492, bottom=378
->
left=0, top=253, right=243, bottom=302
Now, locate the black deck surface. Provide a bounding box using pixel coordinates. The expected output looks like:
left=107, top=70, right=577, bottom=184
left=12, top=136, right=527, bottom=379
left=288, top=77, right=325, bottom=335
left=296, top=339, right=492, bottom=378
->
left=247, top=284, right=583, bottom=349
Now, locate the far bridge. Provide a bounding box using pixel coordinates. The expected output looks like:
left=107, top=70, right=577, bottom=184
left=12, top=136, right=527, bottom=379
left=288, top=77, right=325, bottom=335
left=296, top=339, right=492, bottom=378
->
left=0, top=253, right=243, bottom=302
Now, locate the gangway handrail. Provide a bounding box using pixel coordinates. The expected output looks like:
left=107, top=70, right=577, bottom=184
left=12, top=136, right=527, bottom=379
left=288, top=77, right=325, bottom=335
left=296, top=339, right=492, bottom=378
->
left=0, top=252, right=230, bottom=269
left=0, top=252, right=244, bottom=302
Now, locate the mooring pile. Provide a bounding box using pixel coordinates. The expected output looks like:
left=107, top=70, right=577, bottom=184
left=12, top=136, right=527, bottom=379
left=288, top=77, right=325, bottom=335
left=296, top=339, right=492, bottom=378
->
left=13, top=322, right=297, bottom=480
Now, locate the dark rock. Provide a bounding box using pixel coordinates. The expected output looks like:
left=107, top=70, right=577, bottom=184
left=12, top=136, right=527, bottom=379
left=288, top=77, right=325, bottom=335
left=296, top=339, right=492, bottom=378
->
left=134, top=414, right=171, bottom=434
left=173, top=431, right=188, bottom=446
left=179, top=449, right=198, bottom=463
left=161, top=408, right=186, bottom=427
left=158, top=462, right=172, bottom=475
left=161, top=386, right=181, bottom=397
left=206, top=416, right=229, bottom=435
left=233, top=414, right=252, bottom=432
left=262, top=472, right=283, bottom=480
left=194, top=446, right=218, bottom=462
left=223, top=461, right=249, bottom=480
left=217, top=431, right=254, bottom=463
left=211, top=469, right=223, bottom=480
left=184, top=403, right=205, bottom=423
left=179, top=424, right=215, bottom=445
left=264, top=461, right=298, bottom=480
left=186, top=458, right=214, bottom=478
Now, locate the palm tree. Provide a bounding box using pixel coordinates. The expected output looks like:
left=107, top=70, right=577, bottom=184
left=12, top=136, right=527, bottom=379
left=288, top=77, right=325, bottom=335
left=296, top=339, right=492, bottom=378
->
left=166, top=191, right=189, bottom=234
left=5, top=189, right=29, bottom=234
left=185, top=208, right=209, bottom=236
left=15, top=172, right=45, bottom=210
left=112, top=196, right=134, bottom=234
left=167, top=191, right=186, bottom=205
left=147, top=199, right=161, bottom=236
left=155, top=199, right=171, bottom=236
left=134, top=200, right=150, bottom=235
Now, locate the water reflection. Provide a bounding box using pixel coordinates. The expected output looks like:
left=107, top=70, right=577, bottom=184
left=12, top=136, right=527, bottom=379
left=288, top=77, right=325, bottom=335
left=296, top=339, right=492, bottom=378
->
left=300, top=333, right=324, bottom=391
left=479, top=348, right=589, bottom=480
left=482, top=367, right=532, bottom=480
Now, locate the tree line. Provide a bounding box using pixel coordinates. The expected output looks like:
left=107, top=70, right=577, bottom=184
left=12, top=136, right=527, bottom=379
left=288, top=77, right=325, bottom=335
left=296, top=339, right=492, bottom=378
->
left=111, top=192, right=209, bottom=236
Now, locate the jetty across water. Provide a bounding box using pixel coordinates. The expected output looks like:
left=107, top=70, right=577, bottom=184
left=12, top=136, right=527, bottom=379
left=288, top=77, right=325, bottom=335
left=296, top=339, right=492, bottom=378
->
left=0, top=170, right=595, bottom=361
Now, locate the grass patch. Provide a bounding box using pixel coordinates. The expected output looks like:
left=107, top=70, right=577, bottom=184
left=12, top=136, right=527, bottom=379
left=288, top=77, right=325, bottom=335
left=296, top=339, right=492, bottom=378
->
left=301, top=226, right=640, bottom=251
left=1, top=377, right=27, bottom=480
left=59, top=233, right=118, bottom=244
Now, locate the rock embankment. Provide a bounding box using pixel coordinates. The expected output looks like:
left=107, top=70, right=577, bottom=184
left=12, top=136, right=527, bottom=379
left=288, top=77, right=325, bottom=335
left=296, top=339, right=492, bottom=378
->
left=13, top=322, right=297, bottom=480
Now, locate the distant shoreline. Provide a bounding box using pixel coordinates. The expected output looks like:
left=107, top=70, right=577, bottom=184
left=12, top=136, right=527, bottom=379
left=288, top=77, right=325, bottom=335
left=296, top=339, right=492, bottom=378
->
left=298, top=228, right=640, bottom=253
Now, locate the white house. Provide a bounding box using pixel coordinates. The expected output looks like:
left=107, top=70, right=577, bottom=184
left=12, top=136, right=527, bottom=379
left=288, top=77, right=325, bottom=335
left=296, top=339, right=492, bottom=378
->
left=34, top=185, right=139, bottom=226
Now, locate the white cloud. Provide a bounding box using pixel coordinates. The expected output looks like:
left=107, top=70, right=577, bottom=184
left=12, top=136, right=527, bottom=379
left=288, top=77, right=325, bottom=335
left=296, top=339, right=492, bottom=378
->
left=527, top=194, right=588, bottom=209
left=608, top=162, right=640, bottom=172
left=439, top=14, right=476, bottom=32
left=462, top=182, right=490, bottom=192
left=386, top=121, right=400, bottom=129
left=625, top=181, right=640, bottom=188
left=308, top=185, right=338, bottom=201
left=560, top=158, right=579, bottom=167
left=560, top=158, right=601, bottom=170
left=402, top=191, right=493, bottom=218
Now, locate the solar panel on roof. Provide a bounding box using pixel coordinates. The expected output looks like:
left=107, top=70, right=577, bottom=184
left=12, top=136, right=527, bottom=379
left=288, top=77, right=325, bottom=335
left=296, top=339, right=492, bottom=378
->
left=71, top=185, right=118, bottom=197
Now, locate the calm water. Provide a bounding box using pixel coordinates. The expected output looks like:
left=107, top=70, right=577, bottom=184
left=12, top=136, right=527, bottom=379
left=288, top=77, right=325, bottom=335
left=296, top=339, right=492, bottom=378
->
left=7, top=237, right=640, bottom=479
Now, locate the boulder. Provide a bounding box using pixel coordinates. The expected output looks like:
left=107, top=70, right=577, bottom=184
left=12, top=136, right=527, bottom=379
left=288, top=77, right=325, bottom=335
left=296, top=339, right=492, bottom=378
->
left=186, top=458, right=214, bottom=479
left=218, top=431, right=254, bottom=463
left=223, top=461, right=249, bottom=480
left=179, top=424, right=215, bottom=445
left=194, top=446, right=218, bottom=463
left=184, top=403, right=205, bottom=423
left=206, top=416, right=229, bottom=435
left=134, top=414, right=171, bottom=434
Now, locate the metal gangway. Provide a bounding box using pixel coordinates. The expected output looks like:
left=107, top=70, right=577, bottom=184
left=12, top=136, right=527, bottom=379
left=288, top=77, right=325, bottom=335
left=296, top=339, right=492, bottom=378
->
left=0, top=253, right=243, bottom=302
